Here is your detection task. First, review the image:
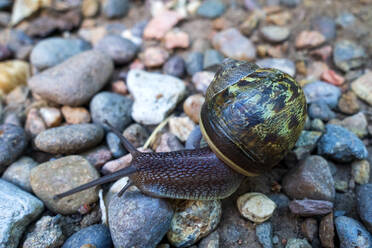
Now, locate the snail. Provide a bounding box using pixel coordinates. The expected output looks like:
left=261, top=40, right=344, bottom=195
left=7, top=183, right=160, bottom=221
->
left=54, top=59, right=306, bottom=201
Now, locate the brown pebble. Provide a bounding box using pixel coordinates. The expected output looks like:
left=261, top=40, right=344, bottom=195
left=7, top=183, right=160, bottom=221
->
left=295, top=30, right=326, bottom=49
left=183, top=94, right=205, bottom=123
left=141, top=47, right=169, bottom=68
left=61, top=106, right=91, bottom=124
left=289, top=199, right=333, bottom=216
left=164, top=30, right=190, bottom=50
left=111, top=80, right=128, bottom=95
left=337, top=91, right=360, bottom=115
left=25, top=108, right=46, bottom=137
left=319, top=213, right=334, bottom=248
left=82, top=0, right=100, bottom=17
left=301, top=218, right=318, bottom=242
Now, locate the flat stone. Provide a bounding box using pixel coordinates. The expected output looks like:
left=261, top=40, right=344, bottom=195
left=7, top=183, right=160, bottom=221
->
left=237, top=192, right=276, bottom=223
left=260, top=25, right=290, bottom=43
left=351, top=71, right=372, bottom=106
left=62, top=224, right=113, bottom=248
left=141, top=47, right=169, bottom=68
left=168, top=116, right=195, bottom=142
left=30, top=155, right=99, bottom=214
left=308, top=101, right=336, bottom=121
left=127, top=69, right=186, bottom=125
left=357, top=184, right=372, bottom=233
left=0, top=179, right=44, bottom=248
left=2, top=156, right=37, bottom=192
left=295, top=30, right=326, bottom=49
left=28, top=50, right=113, bottom=106
left=335, top=216, right=372, bottom=248
left=319, top=213, right=334, bottom=248
left=337, top=91, right=360, bottom=114
left=164, top=30, right=190, bottom=50
left=61, top=106, right=91, bottom=124
left=256, top=58, right=295, bottom=77
left=289, top=199, right=333, bottom=216
left=311, top=16, right=336, bottom=41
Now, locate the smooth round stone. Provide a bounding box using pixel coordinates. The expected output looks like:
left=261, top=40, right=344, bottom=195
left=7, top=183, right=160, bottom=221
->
left=95, top=35, right=137, bottom=65
left=311, top=118, right=325, bottom=132
left=260, top=26, right=290, bottom=43
left=285, top=238, right=311, bottom=248
left=256, top=222, right=273, bottom=248
left=30, top=155, right=99, bottom=214
left=183, top=94, right=205, bottom=123
left=333, top=40, right=366, bottom=72
left=103, top=0, right=130, bottom=18
left=123, top=123, right=149, bottom=148
left=34, top=124, right=104, bottom=154
left=203, top=49, right=224, bottom=69
left=357, top=184, right=372, bottom=233
left=2, top=156, right=37, bottom=192
left=317, top=124, right=368, bottom=163
left=308, top=101, right=336, bottom=121
left=256, top=58, right=295, bottom=77
left=62, top=224, right=113, bottom=248
left=90, top=91, right=133, bottom=132
left=335, top=216, right=372, bottom=248
left=237, top=193, right=276, bottom=223
left=311, top=16, right=336, bottom=41
left=127, top=69, right=186, bottom=125
left=106, top=132, right=126, bottom=158
left=108, top=188, right=173, bottom=248
left=303, top=81, right=341, bottom=108
left=163, top=55, right=185, bottom=78
left=30, top=38, right=91, bottom=70
left=28, top=50, right=114, bottom=106
left=0, top=179, right=44, bottom=248
left=167, top=200, right=222, bottom=247
left=185, top=52, right=204, bottom=76
left=0, top=124, right=27, bottom=172
left=197, top=0, right=226, bottom=19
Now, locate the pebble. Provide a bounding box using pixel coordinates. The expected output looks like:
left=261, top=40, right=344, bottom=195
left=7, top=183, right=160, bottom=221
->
left=127, top=69, right=186, bottom=125
left=357, top=184, right=372, bottom=233
left=191, top=71, right=215, bottom=94
left=256, top=222, right=273, bottom=248
left=0, top=60, right=30, bottom=94
left=0, top=44, right=12, bottom=61
left=295, top=130, right=322, bottom=150
left=167, top=200, right=222, bottom=247
left=256, top=58, right=295, bottom=77
left=240, top=12, right=260, bottom=36
left=155, top=132, right=184, bottom=152
left=28, top=51, right=114, bottom=106
left=308, top=101, right=336, bottom=121
left=336, top=11, right=355, bottom=28
left=303, top=81, right=341, bottom=109
left=34, top=124, right=104, bottom=154
left=260, top=25, right=290, bottom=43
left=0, top=124, right=27, bottom=172
left=39, top=107, right=62, bottom=127
left=106, top=132, right=126, bottom=158
left=319, top=213, right=334, bottom=248
left=351, top=71, right=372, bottom=106
left=203, top=49, right=224, bottom=69
left=111, top=80, right=128, bottom=95
left=142, top=46, right=169, bottom=68
left=333, top=40, right=366, bottom=72
left=0, top=179, right=44, bottom=248
left=199, top=231, right=219, bottom=248
left=332, top=112, right=368, bottom=138
left=30, top=38, right=91, bottom=70
left=352, top=160, right=370, bottom=184
left=280, top=0, right=301, bottom=7
left=311, top=16, right=336, bottom=41
left=301, top=218, right=317, bottom=242
left=103, top=0, right=129, bottom=18
left=237, top=193, right=276, bottom=223
left=295, top=30, right=325, bottom=49
left=282, top=155, right=335, bottom=201
left=144, top=10, right=183, bottom=40
left=338, top=91, right=360, bottom=114
left=82, top=0, right=100, bottom=17
left=317, top=124, right=368, bottom=162
left=62, top=224, right=113, bottom=248
left=185, top=52, right=204, bottom=76
left=23, top=215, right=65, bottom=248
left=10, top=0, right=51, bottom=25
left=197, top=0, right=226, bottom=19
left=25, top=108, right=46, bottom=137
left=169, top=116, right=196, bottom=142
left=289, top=199, right=333, bottom=216
left=163, top=55, right=185, bottom=78
left=80, top=145, right=112, bottom=168
left=108, top=187, right=174, bottom=248
left=321, top=69, right=345, bottom=86
left=335, top=216, right=372, bottom=248
left=30, top=155, right=99, bottom=214
left=212, top=28, right=256, bottom=61
left=1, top=156, right=37, bottom=192
left=183, top=94, right=205, bottom=123
left=61, top=106, right=91, bottom=124
left=285, top=238, right=311, bottom=248
left=311, top=119, right=325, bottom=132
left=95, top=35, right=137, bottom=65
left=164, top=30, right=190, bottom=49
left=90, top=91, right=133, bottom=132
left=123, top=123, right=149, bottom=148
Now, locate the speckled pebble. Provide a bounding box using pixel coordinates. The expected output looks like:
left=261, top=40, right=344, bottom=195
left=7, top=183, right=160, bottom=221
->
left=62, top=224, right=113, bottom=248
left=285, top=238, right=311, bottom=248
left=352, top=160, right=370, bottom=184
left=295, top=130, right=322, bottom=150
left=191, top=71, right=215, bottom=94
left=351, top=71, right=372, bottom=106
left=123, top=123, right=149, bottom=148
left=198, top=231, right=219, bottom=248
left=319, top=213, right=334, bottom=248
left=256, top=222, right=273, bottom=248
left=169, top=116, right=196, bottom=142
left=260, top=26, right=290, bottom=43
left=2, top=156, right=37, bottom=192
left=335, top=216, right=372, bottom=248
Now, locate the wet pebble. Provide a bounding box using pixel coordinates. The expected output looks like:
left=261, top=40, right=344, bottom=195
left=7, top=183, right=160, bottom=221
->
left=0, top=179, right=44, bottom=248
left=185, top=52, right=204, bottom=76
left=95, top=35, right=137, bottom=65
left=303, top=81, right=341, bottom=108
left=237, top=193, right=276, bottom=223
left=62, top=224, right=113, bottom=248
left=103, top=0, right=129, bottom=19
left=106, top=132, right=126, bottom=158
left=108, top=188, right=173, bottom=248
left=289, top=199, right=333, bottom=216
left=34, top=124, right=104, bottom=154
left=357, top=184, right=372, bottom=233
left=317, top=124, right=368, bottom=162
left=1, top=156, right=37, bottom=192
left=212, top=28, right=256, bottom=61
left=351, top=71, right=372, bottom=106
left=319, top=213, right=334, bottom=248
left=260, top=25, right=290, bottom=43
left=0, top=124, right=27, bottom=172
left=295, top=30, right=325, bottom=49
left=90, top=91, right=133, bottom=132
left=167, top=200, right=222, bottom=247
left=197, top=0, right=226, bottom=19
left=333, top=40, right=366, bottom=72
left=308, top=101, right=336, bottom=121
left=61, top=106, right=91, bottom=124
left=335, top=216, right=372, bottom=248
left=282, top=155, right=335, bottom=201
left=285, top=238, right=311, bottom=248
left=256, top=58, right=295, bottom=77
left=183, top=94, right=205, bottom=123
left=256, top=222, right=273, bottom=248
left=203, top=49, right=224, bottom=69
left=144, top=10, right=183, bottom=40
left=163, top=55, right=185, bottom=78
left=127, top=69, right=186, bottom=125
left=28, top=51, right=114, bottom=106
left=30, top=156, right=99, bottom=214
left=30, top=38, right=91, bottom=70
left=311, top=16, right=336, bottom=41
left=123, top=123, right=149, bottom=148
left=338, top=91, right=360, bottom=114
left=0, top=60, right=30, bottom=94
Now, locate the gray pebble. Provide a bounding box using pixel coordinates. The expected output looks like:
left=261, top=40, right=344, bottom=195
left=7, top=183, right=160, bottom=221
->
left=123, top=123, right=149, bottom=148
left=106, top=132, right=126, bottom=158
left=197, top=0, right=226, bottom=19
left=335, top=216, right=372, bottom=248
left=95, top=35, right=137, bottom=65
left=260, top=26, right=290, bottom=43
left=311, top=16, right=336, bottom=41
left=163, top=55, right=185, bottom=78
left=357, top=184, right=372, bottom=233
left=203, top=49, right=224, bottom=69
left=256, top=58, right=295, bottom=77
left=199, top=231, right=219, bottom=248
left=308, top=101, right=336, bottom=121
left=62, top=224, right=113, bottom=248
left=186, top=52, right=204, bottom=76
left=280, top=0, right=301, bottom=7
left=336, top=11, right=356, bottom=28
left=333, top=40, right=366, bottom=72
left=303, top=81, right=341, bottom=108
left=103, top=0, right=130, bottom=19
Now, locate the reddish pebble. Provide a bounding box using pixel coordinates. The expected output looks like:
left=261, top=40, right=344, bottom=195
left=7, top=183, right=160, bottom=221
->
left=61, top=106, right=91, bottom=124
left=321, top=69, right=345, bottom=86
left=164, top=30, right=190, bottom=50
left=141, top=47, right=169, bottom=68
left=310, top=45, right=332, bottom=61
left=129, top=59, right=145, bottom=70
left=144, top=10, right=183, bottom=40
left=111, top=80, right=128, bottom=95
left=102, top=148, right=151, bottom=174
left=289, top=199, right=333, bottom=216
left=295, top=30, right=326, bottom=49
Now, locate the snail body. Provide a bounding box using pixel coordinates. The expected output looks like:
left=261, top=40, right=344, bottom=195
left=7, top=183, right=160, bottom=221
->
left=55, top=59, right=306, bottom=201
